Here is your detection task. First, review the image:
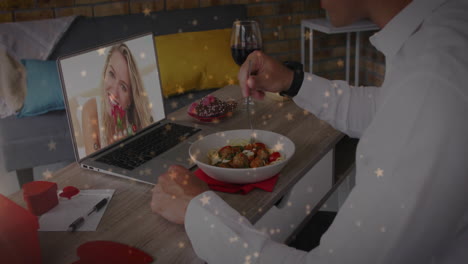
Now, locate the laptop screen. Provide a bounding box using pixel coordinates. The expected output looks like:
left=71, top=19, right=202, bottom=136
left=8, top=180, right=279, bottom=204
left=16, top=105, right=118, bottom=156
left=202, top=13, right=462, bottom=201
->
left=59, top=34, right=165, bottom=161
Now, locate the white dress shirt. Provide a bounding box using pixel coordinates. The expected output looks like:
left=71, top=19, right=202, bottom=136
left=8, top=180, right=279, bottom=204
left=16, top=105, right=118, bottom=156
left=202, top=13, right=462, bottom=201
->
left=185, top=0, right=468, bottom=263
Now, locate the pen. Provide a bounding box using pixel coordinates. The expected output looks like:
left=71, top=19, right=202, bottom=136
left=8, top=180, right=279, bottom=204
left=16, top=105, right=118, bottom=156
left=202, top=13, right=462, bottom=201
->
left=68, top=197, right=109, bottom=232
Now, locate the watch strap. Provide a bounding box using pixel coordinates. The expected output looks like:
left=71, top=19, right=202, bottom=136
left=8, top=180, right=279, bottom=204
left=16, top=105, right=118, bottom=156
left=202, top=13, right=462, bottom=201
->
left=279, top=61, right=304, bottom=98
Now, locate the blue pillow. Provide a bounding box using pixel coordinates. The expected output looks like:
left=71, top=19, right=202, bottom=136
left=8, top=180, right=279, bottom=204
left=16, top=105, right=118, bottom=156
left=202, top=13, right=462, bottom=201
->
left=17, top=59, right=65, bottom=118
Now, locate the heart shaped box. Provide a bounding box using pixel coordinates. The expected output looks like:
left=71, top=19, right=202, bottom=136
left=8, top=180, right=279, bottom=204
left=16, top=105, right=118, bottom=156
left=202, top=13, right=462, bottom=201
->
left=22, top=181, right=58, bottom=216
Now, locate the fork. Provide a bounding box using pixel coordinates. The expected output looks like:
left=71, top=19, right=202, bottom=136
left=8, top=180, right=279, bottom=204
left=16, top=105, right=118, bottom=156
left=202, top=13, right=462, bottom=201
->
left=246, top=60, right=255, bottom=144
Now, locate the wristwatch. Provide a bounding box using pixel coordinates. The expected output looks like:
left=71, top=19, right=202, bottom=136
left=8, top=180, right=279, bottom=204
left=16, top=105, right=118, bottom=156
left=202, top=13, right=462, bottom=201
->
left=279, top=61, right=304, bottom=98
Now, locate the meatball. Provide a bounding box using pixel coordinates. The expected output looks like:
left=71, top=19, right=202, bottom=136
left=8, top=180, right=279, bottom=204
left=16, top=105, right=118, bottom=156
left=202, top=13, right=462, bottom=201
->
left=219, top=146, right=234, bottom=160
left=250, top=157, right=265, bottom=168
left=256, top=148, right=270, bottom=161
left=216, top=162, right=231, bottom=168
left=230, top=153, right=250, bottom=168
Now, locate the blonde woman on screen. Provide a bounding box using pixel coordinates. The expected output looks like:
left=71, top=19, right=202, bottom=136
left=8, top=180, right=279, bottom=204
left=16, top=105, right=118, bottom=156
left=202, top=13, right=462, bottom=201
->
left=82, top=43, right=153, bottom=155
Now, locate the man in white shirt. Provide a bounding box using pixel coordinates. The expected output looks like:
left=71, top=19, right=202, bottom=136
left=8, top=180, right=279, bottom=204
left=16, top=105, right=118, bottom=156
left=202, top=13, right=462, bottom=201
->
left=151, top=0, right=468, bottom=263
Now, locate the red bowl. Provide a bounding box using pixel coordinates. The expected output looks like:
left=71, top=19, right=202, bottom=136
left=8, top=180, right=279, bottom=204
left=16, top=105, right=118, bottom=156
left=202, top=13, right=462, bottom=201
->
left=187, top=111, right=228, bottom=122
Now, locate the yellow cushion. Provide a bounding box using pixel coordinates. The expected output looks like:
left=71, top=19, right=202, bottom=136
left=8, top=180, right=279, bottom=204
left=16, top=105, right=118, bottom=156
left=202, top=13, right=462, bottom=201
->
left=155, top=29, right=239, bottom=97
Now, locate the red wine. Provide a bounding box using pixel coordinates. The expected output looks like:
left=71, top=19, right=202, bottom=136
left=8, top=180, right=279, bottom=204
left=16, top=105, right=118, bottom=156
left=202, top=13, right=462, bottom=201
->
left=231, top=47, right=261, bottom=66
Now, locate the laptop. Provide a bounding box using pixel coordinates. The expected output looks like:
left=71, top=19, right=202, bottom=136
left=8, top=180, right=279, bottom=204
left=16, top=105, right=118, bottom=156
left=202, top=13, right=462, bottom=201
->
left=58, top=33, right=211, bottom=184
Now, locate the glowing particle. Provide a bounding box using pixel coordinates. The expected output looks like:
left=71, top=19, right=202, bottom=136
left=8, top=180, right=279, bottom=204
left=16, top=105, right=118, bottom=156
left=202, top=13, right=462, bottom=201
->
left=42, top=169, right=53, bottom=180
left=375, top=168, right=384, bottom=178
left=355, top=220, right=362, bottom=227
left=48, top=140, right=57, bottom=151
left=97, top=48, right=106, bottom=56
left=200, top=193, right=211, bottom=206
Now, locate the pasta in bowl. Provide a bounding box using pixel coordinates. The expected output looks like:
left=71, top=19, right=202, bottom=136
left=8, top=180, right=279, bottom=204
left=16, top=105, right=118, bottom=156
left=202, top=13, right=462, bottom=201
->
left=189, top=130, right=295, bottom=184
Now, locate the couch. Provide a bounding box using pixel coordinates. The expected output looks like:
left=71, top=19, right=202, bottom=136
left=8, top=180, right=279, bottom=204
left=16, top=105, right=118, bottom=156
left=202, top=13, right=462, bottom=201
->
left=0, top=5, right=246, bottom=186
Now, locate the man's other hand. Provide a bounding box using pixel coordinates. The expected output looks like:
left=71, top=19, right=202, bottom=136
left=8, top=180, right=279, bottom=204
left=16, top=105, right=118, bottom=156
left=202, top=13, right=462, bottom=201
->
left=151, top=165, right=209, bottom=225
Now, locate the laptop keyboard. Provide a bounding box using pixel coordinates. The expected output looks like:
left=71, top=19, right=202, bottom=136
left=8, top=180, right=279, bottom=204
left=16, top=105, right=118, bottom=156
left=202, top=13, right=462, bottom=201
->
left=96, top=123, right=200, bottom=170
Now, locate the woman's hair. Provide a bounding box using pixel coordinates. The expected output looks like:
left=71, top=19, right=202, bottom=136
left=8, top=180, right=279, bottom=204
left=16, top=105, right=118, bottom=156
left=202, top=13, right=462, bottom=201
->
left=100, top=43, right=153, bottom=144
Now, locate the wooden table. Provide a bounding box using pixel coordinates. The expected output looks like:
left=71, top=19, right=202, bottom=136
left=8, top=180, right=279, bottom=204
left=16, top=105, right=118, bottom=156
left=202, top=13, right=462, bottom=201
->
left=7, top=85, right=343, bottom=263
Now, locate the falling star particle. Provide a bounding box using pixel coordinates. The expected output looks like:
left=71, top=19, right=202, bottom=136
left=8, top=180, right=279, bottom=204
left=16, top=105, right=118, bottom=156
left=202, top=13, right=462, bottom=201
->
left=178, top=28, right=183, bottom=33
left=200, top=193, right=211, bottom=206
left=210, top=224, right=215, bottom=229
left=375, top=168, right=384, bottom=178
left=42, top=169, right=53, bottom=179
left=274, top=142, right=284, bottom=151
left=306, top=75, right=313, bottom=81
left=48, top=140, right=57, bottom=151
left=192, top=19, right=198, bottom=26
left=323, top=103, right=329, bottom=108
left=303, top=110, right=310, bottom=115
left=332, top=82, right=338, bottom=88
left=171, top=101, right=178, bottom=109
left=81, top=70, right=87, bottom=77
left=273, top=31, right=279, bottom=37
left=245, top=255, right=251, bottom=261
left=243, top=243, right=248, bottom=248
left=278, top=102, right=284, bottom=107
left=229, top=236, right=239, bottom=243
left=349, top=203, right=354, bottom=209
left=290, top=224, right=295, bottom=229
left=178, top=242, right=185, bottom=248
left=337, top=59, right=345, bottom=68
left=324, top=90, right=330, bottom=97
left=307, top=186, right=313, bottom=193
left=355, top=220, right=362, bottom=227
left=145, top=168, right=152, bottom=176
left=329, top=248, right=334, bottom=254
left=337, top=89, right=343, bottom=95
left=97, top=48, right=106, bottom=56
left=140, top=52, right=146, bottom=59
left=270, top=229, right=275, bottom=235
left=380, top=226, right=387, bottom=233
left=258, top=208, right=262, bottom=212
left=143, top=7, right=151, bottom=16
left=213, top=16, right=218, bottom=20
left=286, top=113, right=293, bottom=121
left=287, top=201, right=292, bottom=207
left=238, top=217, right=244, bottom=223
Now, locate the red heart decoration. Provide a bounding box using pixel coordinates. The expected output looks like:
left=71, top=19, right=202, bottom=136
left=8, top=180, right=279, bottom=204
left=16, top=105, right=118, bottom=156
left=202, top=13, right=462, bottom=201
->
left=73, top=241, right=154, bottom=264
left=59, top=186, right=80, bottom=199
left=22, top=181, right=58, bottom=215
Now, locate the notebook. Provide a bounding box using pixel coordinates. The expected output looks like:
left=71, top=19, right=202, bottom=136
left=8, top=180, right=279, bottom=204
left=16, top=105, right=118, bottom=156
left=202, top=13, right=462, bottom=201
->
left=57, top=33, right=211, bottom=184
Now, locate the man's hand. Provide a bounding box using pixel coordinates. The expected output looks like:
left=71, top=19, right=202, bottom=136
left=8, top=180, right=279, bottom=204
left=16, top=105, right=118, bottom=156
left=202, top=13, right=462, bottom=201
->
left=238, top=51, right=294, bottom=100
left=151, top=165, right=209, bottom=225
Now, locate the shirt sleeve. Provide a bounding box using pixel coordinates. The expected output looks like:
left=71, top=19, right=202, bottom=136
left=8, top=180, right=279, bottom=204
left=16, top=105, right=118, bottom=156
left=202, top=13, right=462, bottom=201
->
left=185, top=73, right=468, bottom=264
left=293, top=73, right=381, bottom=138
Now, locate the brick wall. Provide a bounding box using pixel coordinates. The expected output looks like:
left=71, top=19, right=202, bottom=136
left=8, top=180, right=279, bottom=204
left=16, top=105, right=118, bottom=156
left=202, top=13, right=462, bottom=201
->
left=0, top=0, right=384, bottom=86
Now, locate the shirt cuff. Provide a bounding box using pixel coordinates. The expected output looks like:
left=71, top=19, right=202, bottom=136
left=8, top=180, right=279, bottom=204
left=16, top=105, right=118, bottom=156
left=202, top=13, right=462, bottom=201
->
left=293, top=73, right=332, bottom=118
